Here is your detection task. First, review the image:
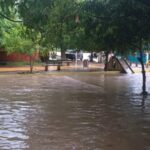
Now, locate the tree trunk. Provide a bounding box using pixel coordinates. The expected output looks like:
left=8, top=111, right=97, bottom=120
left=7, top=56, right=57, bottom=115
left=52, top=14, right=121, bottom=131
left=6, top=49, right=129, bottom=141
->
left=138, top=40, right=148, bottom=95
left=29, top=55, right=33, bottom=73
left=104, top=51, right=109, bottom=71
left=61, top=49, right=66, bottom=59
left=90, top=52, right=93, bottom=62
left=60, top=21, right=66, bottom=60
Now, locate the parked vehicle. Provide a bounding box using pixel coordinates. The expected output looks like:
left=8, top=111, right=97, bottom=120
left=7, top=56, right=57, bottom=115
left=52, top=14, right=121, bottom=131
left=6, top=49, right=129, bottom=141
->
left=65, top=50, right=83, bottom=60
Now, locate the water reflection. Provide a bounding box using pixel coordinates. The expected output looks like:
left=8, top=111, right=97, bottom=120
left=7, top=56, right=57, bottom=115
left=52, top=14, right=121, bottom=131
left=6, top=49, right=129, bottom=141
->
left=0, top=101, right=29, bottom=150
left=0, top=73, right=149, bottom=150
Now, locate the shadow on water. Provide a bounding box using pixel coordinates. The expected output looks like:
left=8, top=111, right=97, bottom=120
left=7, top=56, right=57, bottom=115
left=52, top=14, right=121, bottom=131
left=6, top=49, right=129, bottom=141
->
left=140, top=93, right=150, bottom=111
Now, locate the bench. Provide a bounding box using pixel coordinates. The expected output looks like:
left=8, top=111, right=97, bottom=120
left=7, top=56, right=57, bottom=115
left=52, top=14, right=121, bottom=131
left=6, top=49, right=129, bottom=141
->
left=44, top=59, right=70, bottom=71
left=61, top=60, right=72, bottom=66
left=44, top=63, right=62, bottom=71
left=43, top=60, right=61, bottom=71
left=43, top=59, right=72, bottom=71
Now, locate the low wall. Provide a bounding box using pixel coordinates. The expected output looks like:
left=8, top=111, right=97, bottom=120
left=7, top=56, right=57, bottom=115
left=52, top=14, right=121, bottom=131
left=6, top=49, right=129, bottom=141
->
left=0, top=50, right=39, bottom=62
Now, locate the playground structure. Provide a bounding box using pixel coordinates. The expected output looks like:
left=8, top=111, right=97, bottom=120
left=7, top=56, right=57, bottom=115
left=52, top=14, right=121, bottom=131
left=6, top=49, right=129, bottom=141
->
left=107, top=56, right=134, bottom=74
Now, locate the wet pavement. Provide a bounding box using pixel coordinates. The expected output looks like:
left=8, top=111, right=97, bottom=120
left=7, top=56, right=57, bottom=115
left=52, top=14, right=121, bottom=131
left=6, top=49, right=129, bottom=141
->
left=0, top=72, right=150, bottom=150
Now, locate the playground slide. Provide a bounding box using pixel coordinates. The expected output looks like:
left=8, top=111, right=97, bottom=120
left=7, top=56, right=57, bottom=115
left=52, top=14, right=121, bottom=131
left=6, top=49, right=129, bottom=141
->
left=119, top=59, right=134, bottom=74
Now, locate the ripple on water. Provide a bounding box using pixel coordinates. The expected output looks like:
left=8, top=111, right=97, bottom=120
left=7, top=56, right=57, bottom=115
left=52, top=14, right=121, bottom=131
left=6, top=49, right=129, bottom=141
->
left=0, top=74, right=149, bottom=149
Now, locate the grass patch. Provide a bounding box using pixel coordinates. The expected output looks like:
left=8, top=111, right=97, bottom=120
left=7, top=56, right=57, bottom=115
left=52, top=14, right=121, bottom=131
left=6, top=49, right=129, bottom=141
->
left=2, top=61, right=42, bottom=67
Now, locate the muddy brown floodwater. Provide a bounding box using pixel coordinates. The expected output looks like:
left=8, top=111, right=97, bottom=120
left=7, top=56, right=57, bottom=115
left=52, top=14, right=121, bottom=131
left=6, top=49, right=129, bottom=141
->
left=0, top=72, right=150, bottom=150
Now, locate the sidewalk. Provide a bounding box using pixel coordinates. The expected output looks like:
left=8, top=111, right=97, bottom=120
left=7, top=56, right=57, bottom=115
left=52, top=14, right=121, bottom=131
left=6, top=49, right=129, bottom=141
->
left=0, top=62, right=104, bottom=73
left=0, top=62, right=149, bottom=73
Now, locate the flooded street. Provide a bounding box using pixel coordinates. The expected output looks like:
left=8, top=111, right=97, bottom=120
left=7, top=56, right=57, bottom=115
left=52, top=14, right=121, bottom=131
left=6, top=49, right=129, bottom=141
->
left=0, top=72, right=150, bottom=150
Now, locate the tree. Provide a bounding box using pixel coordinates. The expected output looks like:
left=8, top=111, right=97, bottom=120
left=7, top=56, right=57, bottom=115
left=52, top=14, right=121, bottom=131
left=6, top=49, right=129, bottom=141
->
left=82, top=0, right=117, bottom=65
left=82, top=0, right=150, bottom=94
left=43, top=0, right=79, bottom=58
left=107, top=0, right=150, bottom=94
left=18, top=0, right=84, bottom=59
left=0, top=1, right=41, bottom=73
left=2, top=22, right=38, bottom=73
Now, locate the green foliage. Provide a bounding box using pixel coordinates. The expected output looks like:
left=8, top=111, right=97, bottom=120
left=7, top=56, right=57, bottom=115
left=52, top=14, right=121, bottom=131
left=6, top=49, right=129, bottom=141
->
left=18, top=0, right=53, bottom=30
left=2, top=22, right=35, bottom=55
left=0, top=0, right=150, bottom=55
left=107, top=0, right=150, bottom=49
left=43, top=0, right=78, bottom=51
left=81, top=0, right=113, bottom=51
left=18, top=0, right=84, bottom=53
left=81, top=0, right=150, bottom=53
left=0, top=0, right=21, bottom=22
